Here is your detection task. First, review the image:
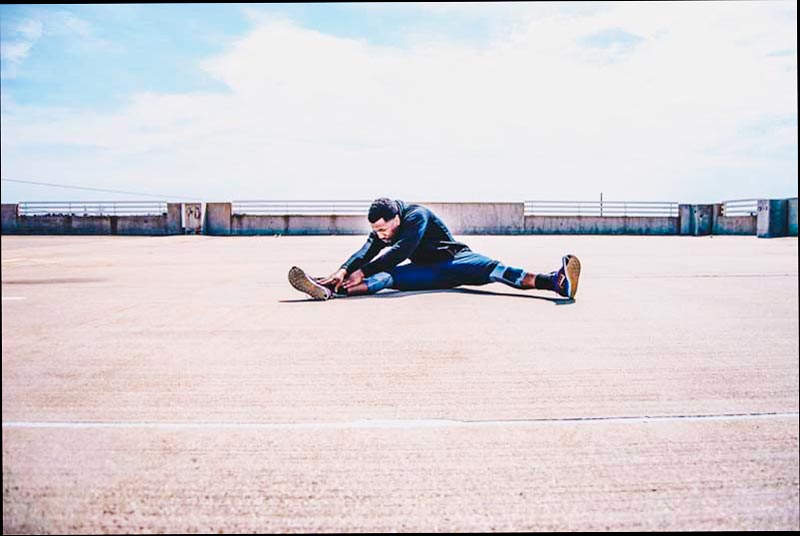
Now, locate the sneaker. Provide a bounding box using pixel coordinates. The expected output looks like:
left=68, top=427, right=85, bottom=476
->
left=288, top=266, right=333, bottom=301
left=553, top=254, right=581, bottom=299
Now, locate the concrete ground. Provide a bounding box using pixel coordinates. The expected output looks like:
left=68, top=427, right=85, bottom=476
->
left=2, top=234, right=798, bottom=533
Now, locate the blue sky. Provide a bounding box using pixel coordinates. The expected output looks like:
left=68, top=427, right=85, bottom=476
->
left=1, top=5, right=249, bottom=110
left=1, top=2, right=797, bottom=204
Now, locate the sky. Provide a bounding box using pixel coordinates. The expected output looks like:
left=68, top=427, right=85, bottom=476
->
left=1, top=2, right=797, bottom=204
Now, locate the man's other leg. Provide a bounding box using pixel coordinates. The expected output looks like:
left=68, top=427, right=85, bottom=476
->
left=340, top=271, right=394, bottom=296
left=329, top=264, right=450, bottom=296
left=489, top=255, right=581, bottom=298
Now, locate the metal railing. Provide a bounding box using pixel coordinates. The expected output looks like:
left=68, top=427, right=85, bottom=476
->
left=721, top=199, right=758, bottom=217
left=232, top=200, right=372, bottom=216
left=525, top=200, right=679, bottom=217
left=18, top=201, right=168, bottom=217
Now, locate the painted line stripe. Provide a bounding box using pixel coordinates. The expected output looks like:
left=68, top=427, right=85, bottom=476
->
left=2, top=412, right=797, bottom=431
left=2, top=297, right=26, bottom=301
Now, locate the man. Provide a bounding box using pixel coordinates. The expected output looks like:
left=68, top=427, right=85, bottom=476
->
left=288, top=198, right=581, bottom=300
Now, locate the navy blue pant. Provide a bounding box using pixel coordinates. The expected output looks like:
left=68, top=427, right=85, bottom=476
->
left=363, top=250, right=502, bottom=293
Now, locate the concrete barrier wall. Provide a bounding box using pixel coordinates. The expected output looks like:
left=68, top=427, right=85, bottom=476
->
left=525, top=215, right=679, bottom=235
left=713, top=216, right=757, bottom=235
left=679, top=205, right=692, bottom=235
left=757, top=199, right=788, bottom=238
left=2, top=199, right=793, bottom=236
left=231, top=214, right=371, bottom=235
left=167, top=203, right=182, bottom=235
left=1, top=203, right=183, bottom=235
left=205, top=202, right=232, bottom=236
left=421, top=202, right=524, bottom=234
left=12, top=215, right=113, bottom=235
left=712, top=204, right=756, bottom=235
left=679, top=204, right=719, bottom=236
left=115, top=215, right=168, bottom=235
left=2, top=204, right=18, bottom=233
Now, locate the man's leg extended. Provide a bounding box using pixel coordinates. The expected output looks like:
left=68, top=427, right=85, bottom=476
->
left=489, top=255, right=581, bottom=298
left=489, top=264, right=545, bottom=290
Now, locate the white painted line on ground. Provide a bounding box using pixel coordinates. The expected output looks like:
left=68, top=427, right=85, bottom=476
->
left=3, top=412, right=797, bottom=431
left=2, top=297, right=27, bottom=301
left=1, top=258, right=32, bottom=264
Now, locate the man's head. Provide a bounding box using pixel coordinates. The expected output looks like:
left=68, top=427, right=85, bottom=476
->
left=368, top=198, right=401, bottom=242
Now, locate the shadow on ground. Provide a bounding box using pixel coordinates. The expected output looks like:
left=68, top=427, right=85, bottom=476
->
left=280, top=287, right=573, bottom=305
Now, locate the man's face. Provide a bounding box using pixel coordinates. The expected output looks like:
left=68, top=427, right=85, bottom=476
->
left=371, top=215, right=401, bottom=243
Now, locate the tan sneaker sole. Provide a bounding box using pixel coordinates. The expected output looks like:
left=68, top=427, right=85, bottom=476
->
left=288, top=266, right=331, bottom=300
left=564, top=255, right=581, bottom=299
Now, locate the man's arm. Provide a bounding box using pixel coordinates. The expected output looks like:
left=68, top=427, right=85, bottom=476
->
left=360, top=210, right=428, bottom=277
left=340, top=234, right=385, bottom=275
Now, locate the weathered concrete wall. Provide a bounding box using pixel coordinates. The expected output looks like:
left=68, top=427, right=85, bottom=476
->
left=679, top=205, right=692, bottom=235
left=231, top=214, right=371, bottom=235
left=712, top=204, right=756, bottom=235
left=1, top=204, right=182, bottom=236
left=226, top=203, right=523, bottom=235
left=421, top=202, right=524, bottom=234
left=167, top=204, right=183, bottom=235
left=205, top=203, right=232, bottom=236
left=2, top=204, right=18, bottom=233
left=114, top=215, right=170, bottom=236
left=678, top=205, right=714, bottom=236
left=1, top=199, right=792, bottom=237
left=693, top=205, right=714, bottom=236
left=525, top=215, right=679, bottom=235
left=12, top=215, right=112, bottom=235
left=713, top=216, right=757, bottom=235
left=757, top=199, right=788, bottom=238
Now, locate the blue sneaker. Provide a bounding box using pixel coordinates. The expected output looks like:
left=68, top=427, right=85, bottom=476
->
left=553, top=255, right=581, bottom=299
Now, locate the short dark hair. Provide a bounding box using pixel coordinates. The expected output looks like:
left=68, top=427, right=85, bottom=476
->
left=368, top=198, right=399, bottom=223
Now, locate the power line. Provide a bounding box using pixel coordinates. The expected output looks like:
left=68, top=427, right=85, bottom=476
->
left=1, top=178, right=196, bottom=201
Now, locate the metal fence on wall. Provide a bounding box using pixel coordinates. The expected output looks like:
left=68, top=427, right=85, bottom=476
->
left=721, top=199, right=759, bottom=217
left=232, top=200, right=372, bottom=216
left=18, top=201, right=168, bottom=216
left=14, top=199, right=759, bottom=219
left=524, top=200, right=679, bottom=217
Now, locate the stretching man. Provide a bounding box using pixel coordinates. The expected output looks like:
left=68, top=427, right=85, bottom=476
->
left=288, top=198, right=581, bottom=300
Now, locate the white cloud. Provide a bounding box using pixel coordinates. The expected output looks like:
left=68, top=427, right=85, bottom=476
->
left=2, top=2, right=797, bottom=203
left=0, top=18, right=43, bottom=77
left=0, top=40, right=34, bottom=64
left=17, top=18, right=43, bottom=41
left=1, top=11, right=104, bottom=79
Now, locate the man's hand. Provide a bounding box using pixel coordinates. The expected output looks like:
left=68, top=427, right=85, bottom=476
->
left=317, top=268, right=348, bottom=292
left=341, top=269, right=365, bottom=291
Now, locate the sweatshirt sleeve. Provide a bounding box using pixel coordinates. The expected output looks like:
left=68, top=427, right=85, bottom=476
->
left=341, top=233, right=385, bottom=274
left=360, top=209, right=428, bottom=277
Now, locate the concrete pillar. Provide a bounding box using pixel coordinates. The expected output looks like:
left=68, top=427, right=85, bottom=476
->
left=711, top=203, right=723, bottom=235
left=757, top=199, right=788, bottom=238
left=678, top=204, right=692, bottom=235
left=205, top=202, right=231, bottom=235
left=166, top=203, right=182, bottom=235
left=787, top=198, right=798, bottom=237
left=1, top=204, right=18, bottom=234
left=680, top=204, right=713, bottom=236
